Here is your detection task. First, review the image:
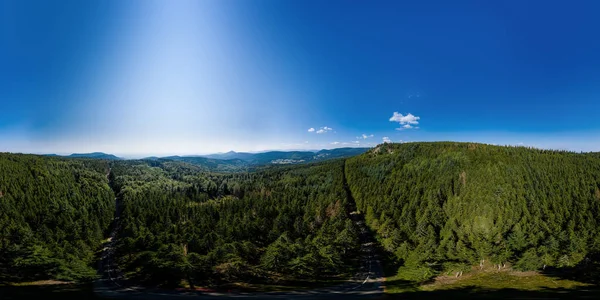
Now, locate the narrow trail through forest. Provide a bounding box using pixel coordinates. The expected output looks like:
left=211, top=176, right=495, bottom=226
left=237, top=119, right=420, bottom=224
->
left=340, top=160, right=386, bottom=294
left=96, top=167, right=127, bottom=290
left=94, top=161, right=385, bottom=299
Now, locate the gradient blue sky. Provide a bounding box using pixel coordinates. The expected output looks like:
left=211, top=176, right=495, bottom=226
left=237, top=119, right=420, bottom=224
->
left=2, top=0, right=600, bottom=156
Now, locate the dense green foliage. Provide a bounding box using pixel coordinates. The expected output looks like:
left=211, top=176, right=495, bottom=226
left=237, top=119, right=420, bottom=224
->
left=0, top=154, right=114, bottom=282
left=5, top=142, right=600, bottom=287
left=157, top=156, right=250, bottom=172
left=111, top=160, right=360, bottom=287
left=346, top=142, right=600, bottom=280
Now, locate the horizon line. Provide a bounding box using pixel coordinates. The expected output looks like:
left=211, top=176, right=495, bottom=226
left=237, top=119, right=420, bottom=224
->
left=1, top=141, right=598, bottom=160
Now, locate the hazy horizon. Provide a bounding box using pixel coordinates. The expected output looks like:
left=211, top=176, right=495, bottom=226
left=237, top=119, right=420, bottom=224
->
left=2, top=0, right=600, bottom=155
left=5, top=138, right=598, bottom=160
left=21, top=145, right=371, bottom=159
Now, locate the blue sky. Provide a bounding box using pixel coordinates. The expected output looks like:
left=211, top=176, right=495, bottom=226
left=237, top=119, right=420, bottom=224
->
left=1, top=0, right=600, bottom=156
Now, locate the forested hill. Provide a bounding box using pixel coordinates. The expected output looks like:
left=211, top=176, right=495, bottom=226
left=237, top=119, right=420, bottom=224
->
left=154, top=148, right=369, bottom=171
left=68, top=152, right=122, bottom=160
left=158, top=156, right=249, bottom=172
left=345, top=142, right=600, bottom=281
left=44, top=152, right=122, bottom=160
left=0, top=153, right=115, bottom=282
left=198, top=148, right=370, bottom=165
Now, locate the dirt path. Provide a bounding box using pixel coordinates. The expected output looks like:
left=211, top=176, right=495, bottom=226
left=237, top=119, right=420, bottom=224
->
left=341, top=160, right=385, bottom=295
left=96, top=167, right=125, bottom=289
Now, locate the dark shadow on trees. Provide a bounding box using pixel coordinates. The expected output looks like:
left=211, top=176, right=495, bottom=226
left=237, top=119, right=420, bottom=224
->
left=0, top=283, right=98, bottom=300
left=538, top=252, right=600, bottom=285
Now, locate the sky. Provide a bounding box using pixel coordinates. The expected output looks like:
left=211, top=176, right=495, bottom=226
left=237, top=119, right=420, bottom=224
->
left=1, top=0, right=600, bottom=157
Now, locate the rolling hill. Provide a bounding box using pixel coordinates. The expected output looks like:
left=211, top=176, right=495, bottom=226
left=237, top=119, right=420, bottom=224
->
left=205, top=147, right=369, bottom=164
left=345, top=142, right=600, bottom=281
left=159, top=156, right=249, bottom=172
left=154, top=147, right=370, bottom=171
left=47, top=152, right=123, bottom=160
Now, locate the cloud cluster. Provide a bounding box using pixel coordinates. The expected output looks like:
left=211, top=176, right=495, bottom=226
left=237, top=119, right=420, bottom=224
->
left=389, top=112, right=420, bottom=130
left=389, top=112, right=419, bottom=124
left=308, top=128, right=315, bottom=132
left=382, top=137, right=391, bottom=143
left=314, top=126, right=333, bottom=134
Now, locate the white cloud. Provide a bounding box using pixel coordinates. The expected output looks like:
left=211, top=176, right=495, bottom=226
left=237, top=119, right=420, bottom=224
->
left=390, top=112, right=420, bottom=130
left=382, top=137, right=391, bottom=143
left=308, top=128, right=315, bottom=132
left=315, top=126, right=333, bottom=134
left=396, top=124, right=419, bottom=131
left=389, top=112, right=420, bottom=124
left=331, top=141, right=340, bottom=145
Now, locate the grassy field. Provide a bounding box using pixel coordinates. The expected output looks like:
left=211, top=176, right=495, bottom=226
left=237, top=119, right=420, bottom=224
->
left=420, top=269, right=587, bottom=291
left=383, top=267, right=600, bottom=299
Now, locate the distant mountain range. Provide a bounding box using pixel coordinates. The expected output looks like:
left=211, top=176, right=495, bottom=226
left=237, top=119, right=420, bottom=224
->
left=45, top=152, right=123, bottom=160
left=202, top=150, right=256, bottom=161
left=202, top=148, right=369, bottom=165
left=44, top=148, right=370, bottom=170
left=152, top=148, right=370, bottom=171
left=199, top=148, right=369, bottom=164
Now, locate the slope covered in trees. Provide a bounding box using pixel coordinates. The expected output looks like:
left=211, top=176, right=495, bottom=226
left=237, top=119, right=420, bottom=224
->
left=0, top=154, right=114, bottom=282
left=345, top=142, right=600, bottom=281
left=157, top=156, right=250, bottom=172
left=160, top=148, right=370, bottom=171
left=110, top=159, right=361, bottom=287
left=68, top=152, right=122, bottom=160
